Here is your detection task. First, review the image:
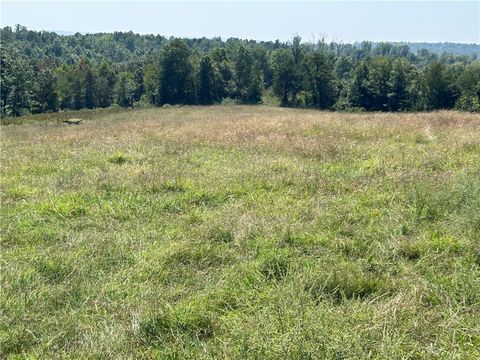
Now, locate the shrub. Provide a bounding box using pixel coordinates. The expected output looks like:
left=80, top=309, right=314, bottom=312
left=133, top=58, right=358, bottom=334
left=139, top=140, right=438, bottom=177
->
left=455, top=95, right=480, bottom=112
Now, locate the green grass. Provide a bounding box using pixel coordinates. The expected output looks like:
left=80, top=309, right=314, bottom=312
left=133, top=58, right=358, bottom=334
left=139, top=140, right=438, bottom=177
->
left=1, top=105, right=480, bottom=358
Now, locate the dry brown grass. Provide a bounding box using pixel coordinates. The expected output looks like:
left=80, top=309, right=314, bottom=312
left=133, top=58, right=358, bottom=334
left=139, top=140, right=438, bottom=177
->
left=5, top=105, right=479, bottom=153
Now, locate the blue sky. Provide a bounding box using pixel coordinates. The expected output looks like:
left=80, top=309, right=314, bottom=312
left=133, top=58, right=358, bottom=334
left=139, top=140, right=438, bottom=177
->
left=1, top=1, right=479, bottom=43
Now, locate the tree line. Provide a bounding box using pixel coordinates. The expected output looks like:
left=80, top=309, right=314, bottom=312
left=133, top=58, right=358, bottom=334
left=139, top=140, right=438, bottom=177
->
left=2, top=25, right=479, bottom=117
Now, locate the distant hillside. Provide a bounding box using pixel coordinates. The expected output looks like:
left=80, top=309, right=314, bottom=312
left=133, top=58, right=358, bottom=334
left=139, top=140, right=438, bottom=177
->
left=51, top=30, right=77, bottom=36
left=392, top=42, right=480, bottom=56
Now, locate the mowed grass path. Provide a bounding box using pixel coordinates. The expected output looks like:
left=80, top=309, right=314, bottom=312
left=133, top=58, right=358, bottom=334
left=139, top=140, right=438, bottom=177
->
left=1, top=106, right=480, bottom=359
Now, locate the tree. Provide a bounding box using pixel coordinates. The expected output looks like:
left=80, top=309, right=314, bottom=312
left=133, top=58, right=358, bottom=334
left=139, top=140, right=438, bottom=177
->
left=455, top=62, right=480, bottom=111
left=56, top=64, right=85, bottom=110
left=80, top=60, right=96, bottom=109
left=56, top=65, right=73, bottom=110
left=96, top=62, right=116, bottom=108
left=197, top=55, right=216, bottom=104
left=303, top=52, right=336, bottom=109
left=157, top=39, right=194, bottom=105
left=234, top=46, right=262, bottom=104
left=388, top=58, right=413, bottom=111
left=114, top=72, right=135, bottom=107
left=348, top=57, right=406, bottom=111
left=421, top=62, right=457, bottom=110
left=1, top=48, right=33, bottom=116
left=335, top=56, right=354, bottom=79
left=247, top=64, right=263, bottom=104
left=211, top=47, right=233, bottom=99
left=143, top=62, right=160, bottom=105
left=272, top=49, right=300, bottom=106
left=132, top=68, right=144, bottom=102
left=256, top=48, right=273, bottom=88
left=366, top=57, right=392, bottom=111
left=31, top=65, right=58, bottom=113
left=291, top=36, right=303, bottom=65
left=348, top=61, right=370, bottom=110
left=234, top=46, right=253, bottom=102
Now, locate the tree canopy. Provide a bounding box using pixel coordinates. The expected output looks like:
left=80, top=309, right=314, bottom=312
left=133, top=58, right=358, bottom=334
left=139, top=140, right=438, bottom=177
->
left=1, top=25, right=479, bottom=117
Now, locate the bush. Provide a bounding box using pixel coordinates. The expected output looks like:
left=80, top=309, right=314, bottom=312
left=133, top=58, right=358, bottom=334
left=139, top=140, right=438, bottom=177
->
left=455, top=95, right=480, bottom=112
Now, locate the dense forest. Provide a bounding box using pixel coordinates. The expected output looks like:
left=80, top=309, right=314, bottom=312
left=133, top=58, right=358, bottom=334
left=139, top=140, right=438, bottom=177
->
left=1, top=25, right=479, bottom=117
left=388, top=42, right=479, bottom=57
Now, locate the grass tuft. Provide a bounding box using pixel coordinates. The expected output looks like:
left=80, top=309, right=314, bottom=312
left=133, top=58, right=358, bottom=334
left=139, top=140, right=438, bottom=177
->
left=108, top=151, right=129, bottom=164
left=260, top=250, right=292, bottom=281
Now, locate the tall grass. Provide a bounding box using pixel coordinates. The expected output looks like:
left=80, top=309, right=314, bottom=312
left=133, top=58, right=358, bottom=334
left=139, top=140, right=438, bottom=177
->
left=1, top=105, right=479, bottom=358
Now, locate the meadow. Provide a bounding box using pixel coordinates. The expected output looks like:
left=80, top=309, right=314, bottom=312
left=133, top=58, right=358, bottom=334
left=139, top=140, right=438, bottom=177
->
left=1, top=105, right=479, bottom=359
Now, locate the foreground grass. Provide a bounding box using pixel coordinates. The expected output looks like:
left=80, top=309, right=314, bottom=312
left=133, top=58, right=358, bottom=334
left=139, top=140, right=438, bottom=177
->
left=1, top=105, right=480, bottom=359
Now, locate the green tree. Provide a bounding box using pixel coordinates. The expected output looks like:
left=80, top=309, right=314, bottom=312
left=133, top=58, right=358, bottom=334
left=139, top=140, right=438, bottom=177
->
left=247, top=64, right=263, bottom=104
left=31, top=66, right=58, bottom=113
left=0, top=49, right=33, bottom=116
left=348, top=61, right=370, bottom=110
left=211, top=48, right=233, bottom=99
left=455, top=62, right=480, bottom=111
left=157, top=39, right=194, bottom=105
left=114, top=72, right=135, bottom=107
left=71, top=68, right=84, bottom=110
left=80, top=60, right=96, bottom=109
left=96, top=62, right=116, bottom=108
left=388, top=58, right=413, bottom=111
left=132, top=68, right=144, bottom=102
left=143, top=62, right=160, bottom=105
left=234, top=46, right=262, bottom=104
left=197, top=55, right=216, bottom=104
left=56, top=64, right=85, bottom=110
left=291, top=36, right=304, bottom=65
left=303, top=52, right=336, bottom=109
left=272, top=49, right=300, bottom=106
left=366, top=57, right=392, bottom=111
left=421, top=62, right=457, bottom=110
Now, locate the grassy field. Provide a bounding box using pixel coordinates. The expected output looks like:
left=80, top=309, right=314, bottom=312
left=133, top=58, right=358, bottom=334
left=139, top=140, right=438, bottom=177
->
left=1, top=105, right=480, bottom=359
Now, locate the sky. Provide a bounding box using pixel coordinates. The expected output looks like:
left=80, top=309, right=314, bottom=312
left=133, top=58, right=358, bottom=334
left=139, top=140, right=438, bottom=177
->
left=1, top=1, right=479, bottom=44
